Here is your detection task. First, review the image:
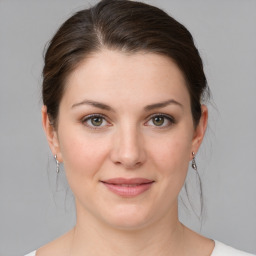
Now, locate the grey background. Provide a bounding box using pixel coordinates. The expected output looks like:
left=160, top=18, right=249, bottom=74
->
left=0, top=0, right=256, bottom=255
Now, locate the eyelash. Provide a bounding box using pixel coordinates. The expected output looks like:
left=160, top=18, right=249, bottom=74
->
left=81, top=114, right=110, bottom=130
left=81, top=113, right=175, bottom=130
left=145, top=113, right=176, bottom=128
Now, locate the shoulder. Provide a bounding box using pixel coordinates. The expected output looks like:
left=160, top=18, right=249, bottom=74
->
left=24, top=229, right=74, bottom=256
left=24, top=251, right=36, bottom=256
left=211, top=241, right=255, bottom=256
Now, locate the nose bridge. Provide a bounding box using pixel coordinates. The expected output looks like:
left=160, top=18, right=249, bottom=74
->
left=111, top=121, right=146, bottom=168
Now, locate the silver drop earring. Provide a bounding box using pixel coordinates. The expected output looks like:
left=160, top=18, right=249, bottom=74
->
left=192, top=152, right=197, bottom=171
left=54, top=155, right=60, bottom=173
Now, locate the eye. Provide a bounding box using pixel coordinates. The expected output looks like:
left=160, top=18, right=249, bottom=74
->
left=82, top=114, right=109, bottom=129
left=145, top=114, right=175, bottom=128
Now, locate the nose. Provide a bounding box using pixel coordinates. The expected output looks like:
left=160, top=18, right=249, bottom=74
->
left=110, top=124, right=146, bottom=169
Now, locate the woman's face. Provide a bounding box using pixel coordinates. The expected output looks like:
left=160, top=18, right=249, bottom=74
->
left=43, top=49, right=207, bottom=230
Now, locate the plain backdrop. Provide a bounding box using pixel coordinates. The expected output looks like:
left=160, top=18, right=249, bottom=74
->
left=0, top=0, right=256, bottom=255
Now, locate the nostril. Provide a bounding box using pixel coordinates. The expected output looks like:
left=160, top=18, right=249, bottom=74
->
left=109, top=132, right=146, bottom=168
left=123, top=161, right=143, bottom=169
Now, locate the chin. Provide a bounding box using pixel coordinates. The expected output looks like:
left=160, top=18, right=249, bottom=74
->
left=101, top=204, right=154, bottom=231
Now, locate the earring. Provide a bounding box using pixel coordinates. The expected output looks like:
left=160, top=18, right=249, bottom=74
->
left=192, top=152, right=197, bottom=171
left=54, top=155, right=60, bottom=173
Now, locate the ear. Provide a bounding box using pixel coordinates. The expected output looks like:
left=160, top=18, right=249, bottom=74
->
left=42, top=105, right=63, bottom=162
left=191, top=104, right=208, bottom=159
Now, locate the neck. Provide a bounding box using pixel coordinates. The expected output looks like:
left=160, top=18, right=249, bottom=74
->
left=70, top=201, right=186, bottom=256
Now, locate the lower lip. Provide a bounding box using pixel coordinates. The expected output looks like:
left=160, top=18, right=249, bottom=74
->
left=102, top=182, right=154, bottom=197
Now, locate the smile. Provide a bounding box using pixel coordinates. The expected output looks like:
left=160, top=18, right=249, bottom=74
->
left=101, top=178, right=155, bottom=197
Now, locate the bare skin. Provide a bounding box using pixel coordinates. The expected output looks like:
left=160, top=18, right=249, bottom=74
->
left=36, top=225, right=214, bottom=256
left=39, top=49, right=213, bottom=256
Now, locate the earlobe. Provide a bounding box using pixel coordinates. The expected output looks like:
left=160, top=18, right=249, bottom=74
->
left=41, top=106, right=63, bottom=162
left=191, top=105, right=208, bottom=158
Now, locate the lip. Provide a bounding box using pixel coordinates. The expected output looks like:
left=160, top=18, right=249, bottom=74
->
left=101, top=178, right=155, bottom=197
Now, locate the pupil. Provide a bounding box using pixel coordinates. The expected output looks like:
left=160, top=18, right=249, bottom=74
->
left=153, top=116, right=164, bottom=126
left=92, top=117, right=103, bottom=126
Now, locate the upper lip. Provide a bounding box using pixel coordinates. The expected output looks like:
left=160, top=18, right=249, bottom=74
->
left=101, top=178, right=154, bottom=185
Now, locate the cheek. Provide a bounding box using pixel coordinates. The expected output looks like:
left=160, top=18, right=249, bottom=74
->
left=148, top=127, right=193, bottom=180
left=58, top=129, right=110, bottom=183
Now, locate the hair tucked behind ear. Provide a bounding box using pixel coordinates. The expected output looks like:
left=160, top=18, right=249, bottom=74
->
left=42, top=0, right=209, bottom=129
left=42, top=0, right=209, bottom=220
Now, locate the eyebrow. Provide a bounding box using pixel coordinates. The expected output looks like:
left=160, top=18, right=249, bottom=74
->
left=71, top=100, right=115, bottom=112
left=71, top=98, right=183, bottom=111
left=144, top=99, right=183, bottom=111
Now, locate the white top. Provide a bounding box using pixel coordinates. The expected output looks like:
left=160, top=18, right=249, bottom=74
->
left=24, top=241, right=255, bottom=256
left=211, top=241, right=255, bottom=255
left=24, top=252, right=36, bottom=256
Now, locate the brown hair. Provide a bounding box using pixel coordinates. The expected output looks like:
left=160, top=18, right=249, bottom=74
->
left=42, top=0, right=209, bottom=128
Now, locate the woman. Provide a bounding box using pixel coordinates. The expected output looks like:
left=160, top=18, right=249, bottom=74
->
left=25, top=0, right=255, bottom=255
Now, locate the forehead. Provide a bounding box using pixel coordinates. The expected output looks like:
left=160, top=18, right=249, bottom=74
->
left=63, top=49, right=190, bottom=108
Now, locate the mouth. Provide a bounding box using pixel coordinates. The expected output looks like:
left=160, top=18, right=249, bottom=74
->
left=100, top=178, right=155, bottom=197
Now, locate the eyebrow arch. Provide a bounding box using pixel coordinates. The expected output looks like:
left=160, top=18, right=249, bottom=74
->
left=71, top=98, right=183, bottom=112
left=71, top=100, right=115, bottom=112
left=144, top=99, right=183, bottom=111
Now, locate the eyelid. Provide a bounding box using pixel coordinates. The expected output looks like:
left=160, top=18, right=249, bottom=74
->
left=144, top=113, right=176, bottom=127
left=81, top=113, right=111, bottom=129
left=81, top=113, right=175, bottom=129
